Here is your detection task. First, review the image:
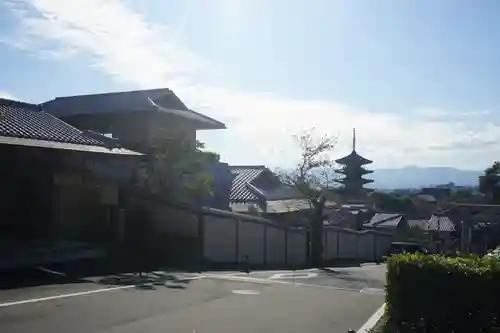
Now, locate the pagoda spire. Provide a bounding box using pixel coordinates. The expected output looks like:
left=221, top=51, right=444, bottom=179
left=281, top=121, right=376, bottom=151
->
left=334, top=129, right=373, bottom=199
left=352, top=127, right=356, bottom=151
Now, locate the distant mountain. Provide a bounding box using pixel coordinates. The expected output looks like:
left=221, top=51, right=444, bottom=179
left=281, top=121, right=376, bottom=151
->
left=369, top=166, right=483, bottom=190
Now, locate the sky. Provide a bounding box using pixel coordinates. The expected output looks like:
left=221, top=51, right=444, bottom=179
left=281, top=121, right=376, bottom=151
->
left=1, top=0, right=500, bottom=170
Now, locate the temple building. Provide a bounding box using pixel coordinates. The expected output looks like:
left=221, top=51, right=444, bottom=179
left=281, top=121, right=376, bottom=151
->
left=334, top=128, right=374, bottom=199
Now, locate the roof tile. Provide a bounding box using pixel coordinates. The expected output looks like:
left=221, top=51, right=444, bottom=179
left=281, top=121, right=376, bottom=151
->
left=427, top=215, right=456, bottom=232
left=365, top=213, right=403, bottom=228
left=335, top=151, right=373, bottom=165
left=229, top=166, right=266, bottom=202
left=0, top=99, right=104, bottom=146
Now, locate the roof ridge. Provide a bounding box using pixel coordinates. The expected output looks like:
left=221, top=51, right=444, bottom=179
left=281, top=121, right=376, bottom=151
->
left=50, top=88, right=173, bottom=100
left=371, top=213, right=403, bottom=225
left=0, top=98, right=41, bottom=111
left=245, top=182, right=266, bottom=199
left=230, top=165, right=267, bottom=169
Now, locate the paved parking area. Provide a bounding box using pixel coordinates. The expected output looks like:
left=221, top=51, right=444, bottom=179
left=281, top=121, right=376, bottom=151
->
left=0, top=265, right=386, bottom=333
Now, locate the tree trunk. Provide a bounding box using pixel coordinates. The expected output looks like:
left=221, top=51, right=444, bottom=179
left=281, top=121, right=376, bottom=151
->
left=311, top=197, right=326, bottom=268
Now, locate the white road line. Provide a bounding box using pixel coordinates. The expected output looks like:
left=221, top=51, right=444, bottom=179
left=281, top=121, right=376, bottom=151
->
left=0, top=275, right=205, bottom=308
left=179, top=276, right=206, bottom=281
left=360, top=287, right=385, bottom=294
left=202, top=274, right=360, bottom=292
left=37, top=267, right=67, bottom=276
left=357, top=303, right=386, bottom=333
left=268, top=272, right=318, bottom=280
left=0, top=285, right=136, bottom=308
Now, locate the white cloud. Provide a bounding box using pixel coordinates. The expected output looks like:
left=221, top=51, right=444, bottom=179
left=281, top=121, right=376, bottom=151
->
left=3, top=0, right=500, bottom=169
left=0, top=91, right=17, bottom=100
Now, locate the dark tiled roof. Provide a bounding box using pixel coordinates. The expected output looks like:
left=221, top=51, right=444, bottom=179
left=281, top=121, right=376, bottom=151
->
left=335, top=150, right=372, bottom=165
left=41, top=88, right=225, bottom=129
left=427, top=215, right=456, bottom=232
left=229, top=166, right=267, bottom=202
left=42, top=88, right=186, bottom=116
left=0, top=99, right=104, bottom=146
left=365, top=213, right=403, bottom=228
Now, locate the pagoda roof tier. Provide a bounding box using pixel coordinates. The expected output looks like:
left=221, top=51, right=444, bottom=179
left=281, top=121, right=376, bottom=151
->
left=334, top=177, right=374, bottom=185
left=334, top=167, right=374, bottom=175
left=335, top=150, right=373, bottom=165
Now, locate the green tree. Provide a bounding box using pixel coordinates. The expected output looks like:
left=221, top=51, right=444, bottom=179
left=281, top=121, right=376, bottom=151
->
left=452, top=188, right=474, bottom=202
left=479, top=161, right=500, bottom=203
left=371, top=191, right=416, bottom=214
left=134, top=135, right=218, bottom=204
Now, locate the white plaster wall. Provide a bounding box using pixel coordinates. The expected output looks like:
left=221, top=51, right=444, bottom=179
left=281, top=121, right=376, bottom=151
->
left=238, top=220, right=265, bottom=265
left=338, top=232, right=358, bottom=259
left=265, top=226, right=286, bottom=265
left=152, top=206, right=198, bottom=237
left=324, top=229, right=339, bottom=261
left=204, top=215, right=237, bottom=263
left=286, top=231, right=307, bottom=266
left=358, top=233, right=375, bottom=261
left=375, top=233, right=393, bottom=259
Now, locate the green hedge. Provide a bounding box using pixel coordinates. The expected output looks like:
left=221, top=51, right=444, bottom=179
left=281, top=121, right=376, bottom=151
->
left=487, top=246, right=500, bottom=259
left=386, top=253, right=500, bottom=332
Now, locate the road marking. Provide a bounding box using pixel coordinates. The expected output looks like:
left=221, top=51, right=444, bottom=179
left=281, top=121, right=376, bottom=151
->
left=360, top=288, right=384, bottom=295
left=0, top=275, right=205, bottom=308
left=360, top=263, right=380, bottom=267
left=231, top=289, right=261, bottom=295
left=357, top=303, right=386, bottom=333
left=179, top=276, right=205, bottom=281
left=268, top=272, right=318, bottom=280
left=0, top=285, right=136, bottom=308
left=37, top=267, right=67, bottom=276
left=202, top=273, right=360, bottom=292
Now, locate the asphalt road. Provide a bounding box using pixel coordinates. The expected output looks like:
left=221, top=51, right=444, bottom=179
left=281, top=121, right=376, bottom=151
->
left=0, top=265, right=386, bottom=333
left=220, top=264, right=387, bottom=293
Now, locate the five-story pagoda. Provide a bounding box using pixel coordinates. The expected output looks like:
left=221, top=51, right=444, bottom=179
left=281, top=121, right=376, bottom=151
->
left=334, top=128, right=374, bottom=198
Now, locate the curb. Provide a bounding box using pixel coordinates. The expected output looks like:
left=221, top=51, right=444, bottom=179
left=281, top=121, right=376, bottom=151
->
left=357, top=303, right=386, bottom=333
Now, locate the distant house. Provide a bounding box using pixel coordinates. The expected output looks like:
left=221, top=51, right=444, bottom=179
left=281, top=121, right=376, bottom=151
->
left=229, top=165, right=306, bottom=213
left=425, top=215, right=457, bottom=253
left=414, top=194, right=437, bottom=204
left=323, top=204, right=373, bottom=230
left=427, top=215, right=456, bottom=233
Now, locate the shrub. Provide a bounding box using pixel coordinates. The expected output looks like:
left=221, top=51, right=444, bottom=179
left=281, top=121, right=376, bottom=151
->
left=487, top=246, right=500, bottom=259
left=386, top=253, right=500, bottom=332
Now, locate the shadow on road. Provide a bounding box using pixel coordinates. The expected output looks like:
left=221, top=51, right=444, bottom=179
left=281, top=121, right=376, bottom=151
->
left=96, top=271, right=191, bottom=290
left=0, top=259, right=192, bottom=291
left=0, top=267, right=88, bottom=290
left=319, top=267, right=386, bottom=289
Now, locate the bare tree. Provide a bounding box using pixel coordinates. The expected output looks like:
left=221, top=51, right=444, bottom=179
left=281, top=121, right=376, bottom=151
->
left=276, top=128, right=339, bottom=268
left=277, top=128, right=339, bottom=207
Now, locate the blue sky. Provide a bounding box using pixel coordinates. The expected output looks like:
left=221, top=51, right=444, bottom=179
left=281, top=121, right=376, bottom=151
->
left=0, top=0, right=499, bottom=170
